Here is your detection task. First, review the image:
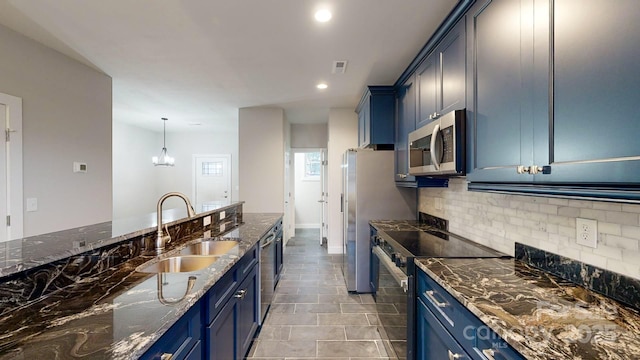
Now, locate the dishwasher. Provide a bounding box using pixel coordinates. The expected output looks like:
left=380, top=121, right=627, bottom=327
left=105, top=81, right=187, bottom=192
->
left=259, top=228, right=276, bottom=324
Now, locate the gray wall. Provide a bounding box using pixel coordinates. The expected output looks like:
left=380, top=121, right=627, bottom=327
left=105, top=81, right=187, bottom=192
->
left=0, top=24, right=112, bottom=236
left=291, top=123, right=327, bottom=148
left=238, top=107, right=285, bottom=213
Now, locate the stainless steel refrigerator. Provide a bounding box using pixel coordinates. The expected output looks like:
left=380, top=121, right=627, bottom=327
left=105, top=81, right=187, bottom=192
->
left=342, top=149, right=416, bottom=293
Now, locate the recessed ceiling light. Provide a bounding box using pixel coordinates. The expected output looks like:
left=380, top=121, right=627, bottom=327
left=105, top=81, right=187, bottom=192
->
left=317, top=83, right=328, bottom=89
left=314, top=9, right=332, bottom=22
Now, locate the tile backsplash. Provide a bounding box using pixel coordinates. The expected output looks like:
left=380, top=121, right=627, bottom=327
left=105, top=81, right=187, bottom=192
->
left=418, top=178, right=640, bottom=280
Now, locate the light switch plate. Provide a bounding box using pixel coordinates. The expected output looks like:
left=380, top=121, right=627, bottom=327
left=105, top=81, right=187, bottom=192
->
left=26, top=198, right=38, bottom=212
left=576, top=218, right=598, bottom=248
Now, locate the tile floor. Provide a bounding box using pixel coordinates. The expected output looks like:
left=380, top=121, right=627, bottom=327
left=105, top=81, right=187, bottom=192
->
left=246, top=228, right=396, bottom=360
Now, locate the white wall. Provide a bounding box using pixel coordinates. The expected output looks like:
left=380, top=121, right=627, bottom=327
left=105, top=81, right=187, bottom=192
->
left=238, top=107, right=285, bottom=213
left=0, top=24, right=112, bottom=236
left=112, top=122, right=240, bottom=219
left=112, top=122, right=158, bottom=219
left=327, top=108, right=358, bottom=254
left=291, top=123, right=328, bottom=148
left=419, top=178, right=640, bottom=280
left=293, top=152, right=322, bottom=228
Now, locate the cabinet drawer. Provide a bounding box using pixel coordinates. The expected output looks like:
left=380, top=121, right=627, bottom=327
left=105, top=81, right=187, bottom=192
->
left=206, top=267, right=239, bottom=324
left=237, top=243, right=259, bottom=278
left=417, top=269, right=485, bottom=348
left=141, top=303, right=202, bottom=360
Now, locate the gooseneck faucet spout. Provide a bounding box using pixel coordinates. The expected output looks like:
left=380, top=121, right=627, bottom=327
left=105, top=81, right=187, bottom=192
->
left=156, top=192, right=196, bottom=252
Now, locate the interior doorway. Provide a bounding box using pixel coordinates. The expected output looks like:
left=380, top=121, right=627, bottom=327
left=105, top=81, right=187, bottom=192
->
left=291, top=149, right=326, bottom=244
left=192, top=154, right=232, bottom=211
left=0, top=93, right=23, bottom=242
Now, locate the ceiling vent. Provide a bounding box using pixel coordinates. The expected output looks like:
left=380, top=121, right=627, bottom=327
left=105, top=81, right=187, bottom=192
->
left=332, top=60, right=348, bottom=74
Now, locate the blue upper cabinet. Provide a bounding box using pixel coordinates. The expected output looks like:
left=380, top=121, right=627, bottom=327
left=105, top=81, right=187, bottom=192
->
left=468, top=0, right=640, bottom=196
left=466, top=0, right=530, bottom=183
left=356, top=86, right=395, bottom=149
left=540, top=0, right=640, bottom=184
left=416, top=19, right=466, bottom=130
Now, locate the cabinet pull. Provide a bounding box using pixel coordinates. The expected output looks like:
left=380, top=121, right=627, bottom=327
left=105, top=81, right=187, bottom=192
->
left=448, top=350, right=462, bottom=360
left=424, top=290, right=447, bottom=308
left=516, top=165, right=529, bottom=174
left=529, top=165, right=543, bottom=175
left=397, top=173, right=407, bottom=179
left=160, top=353, right=173, bottom=360
left=234, top=289, right=247, bottom=299
left=481, top=348, right=496, bottom=360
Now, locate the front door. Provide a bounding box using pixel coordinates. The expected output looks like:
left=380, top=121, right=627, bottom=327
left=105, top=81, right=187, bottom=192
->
left=192, top=154, right=231, bottom=210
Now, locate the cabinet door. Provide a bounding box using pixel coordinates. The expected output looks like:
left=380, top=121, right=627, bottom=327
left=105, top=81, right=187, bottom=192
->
left=416, top=298, right=471, bottom=360
left=395, top=74, right=417, bottom=183
left=237, top=265, right=259, bottom=359
left=416, top=55, right=438, bottom=129
left=537, top=0, right=640, bottom=182
left=466, top=0, right=532, bottom=182
left=438, top=19, right=466, bottom=116
left=207, top=297, right=237, bottom=360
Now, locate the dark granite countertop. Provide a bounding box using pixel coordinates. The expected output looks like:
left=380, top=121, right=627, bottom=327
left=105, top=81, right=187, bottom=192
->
left=416, top=258, right=640, bottom=360
left=0, top=202, right=241, bottom=278
left=0, top=212, right=283, bottom=360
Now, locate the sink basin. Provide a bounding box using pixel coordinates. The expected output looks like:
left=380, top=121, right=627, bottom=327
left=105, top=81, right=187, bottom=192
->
left=180, top=240, right=239, bottom=256
left=137, top=255, right=219, bottom=273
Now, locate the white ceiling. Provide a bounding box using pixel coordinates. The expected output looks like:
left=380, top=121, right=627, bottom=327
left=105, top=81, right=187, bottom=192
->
left=0, top=0, right=457, bottom=132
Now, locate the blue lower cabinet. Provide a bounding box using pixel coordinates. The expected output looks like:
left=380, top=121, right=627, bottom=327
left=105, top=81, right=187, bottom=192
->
left=415, top=269, right=524, bottom=360
left=140, top=303, right=202, bottom=360
left=206, top=247, right=259, bottom=360
left=237, top=265, right=259, bottom=358
left=417, top=298, right=471, bottom=360
left=207, top=295, right=237, bottom=360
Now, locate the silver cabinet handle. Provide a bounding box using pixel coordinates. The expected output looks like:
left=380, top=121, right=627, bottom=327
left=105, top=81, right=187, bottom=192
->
left=529, top=165, right=543, bottom=175
left=430, top=123, right=441, bottom=170
left=234, top=289, right=247, bottom=299
left=517, top=165, right=545, bottom=175
left=448, top=350, right=462, bottom=360
left=424, top=290, right=447, bottom=308
left=160, top=354, right=173, bottom=360
left=397, top=173, right=408, bottom=179
left=482, top=348, right=496, bottom=360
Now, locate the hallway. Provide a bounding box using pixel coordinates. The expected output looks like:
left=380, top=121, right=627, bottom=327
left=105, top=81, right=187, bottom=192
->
left=246, top=228, right=394, bottom=359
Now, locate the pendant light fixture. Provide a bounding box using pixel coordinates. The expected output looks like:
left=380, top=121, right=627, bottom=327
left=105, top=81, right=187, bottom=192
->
left=152, top=117, right=175, bottom=166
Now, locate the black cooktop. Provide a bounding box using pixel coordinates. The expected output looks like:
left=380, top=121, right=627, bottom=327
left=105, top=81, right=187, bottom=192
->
left=381, top=229, right=505, bottom=258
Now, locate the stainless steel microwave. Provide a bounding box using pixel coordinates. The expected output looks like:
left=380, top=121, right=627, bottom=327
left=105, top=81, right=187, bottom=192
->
left=408, top=109, right=466, bottom=176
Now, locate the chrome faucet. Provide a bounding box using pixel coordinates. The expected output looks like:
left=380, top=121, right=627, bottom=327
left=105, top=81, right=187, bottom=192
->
left=156, top=192, right=196, bottom=252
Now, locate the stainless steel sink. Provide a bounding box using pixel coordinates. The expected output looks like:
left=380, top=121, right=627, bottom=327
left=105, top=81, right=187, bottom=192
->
left=137, top=255, right=219, bottom=273
left=179, top=240, right=239, bottom=256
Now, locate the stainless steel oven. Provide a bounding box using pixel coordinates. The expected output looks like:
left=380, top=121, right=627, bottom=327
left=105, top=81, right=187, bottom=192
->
left=408, top=109, right=465, bottom=176
left=371, top=213, right=507, bottom=359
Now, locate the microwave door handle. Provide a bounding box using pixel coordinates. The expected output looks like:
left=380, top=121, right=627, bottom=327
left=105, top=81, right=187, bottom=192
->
left=430, top=123, right=441, bottom=170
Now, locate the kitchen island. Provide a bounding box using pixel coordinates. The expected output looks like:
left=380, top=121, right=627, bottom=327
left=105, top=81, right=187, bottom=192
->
left=0, top=202, right=282, bottom=360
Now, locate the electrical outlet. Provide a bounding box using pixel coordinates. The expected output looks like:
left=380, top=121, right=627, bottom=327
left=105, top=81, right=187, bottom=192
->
left=576, top=218, right=598, bottom=248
